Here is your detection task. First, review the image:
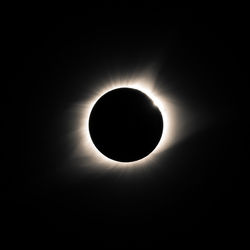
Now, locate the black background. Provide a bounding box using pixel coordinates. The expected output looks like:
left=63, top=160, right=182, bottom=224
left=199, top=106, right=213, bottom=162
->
left=4, top=7, right=248, bottom=244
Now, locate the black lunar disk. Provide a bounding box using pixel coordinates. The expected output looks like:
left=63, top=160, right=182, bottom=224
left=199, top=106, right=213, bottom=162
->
left=89, top=88, right=163, bottom=162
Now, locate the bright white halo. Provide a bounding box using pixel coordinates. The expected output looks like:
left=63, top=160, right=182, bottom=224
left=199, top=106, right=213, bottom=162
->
left=74, top=76, right=176, bottom=170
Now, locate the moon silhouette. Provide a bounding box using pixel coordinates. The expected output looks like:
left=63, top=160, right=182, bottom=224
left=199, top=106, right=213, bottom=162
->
left=88, top=87, right=163, bottom=162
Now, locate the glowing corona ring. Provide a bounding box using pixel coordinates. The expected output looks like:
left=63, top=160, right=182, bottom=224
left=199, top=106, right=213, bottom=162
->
left=76, top=76, right=175, bottom=169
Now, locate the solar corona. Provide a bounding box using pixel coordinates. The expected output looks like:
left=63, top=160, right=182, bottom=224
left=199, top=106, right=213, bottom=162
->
left=76, top=77, right=175, bottom=169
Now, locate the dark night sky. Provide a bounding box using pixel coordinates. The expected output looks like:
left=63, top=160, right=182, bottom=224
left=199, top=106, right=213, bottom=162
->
left=4, top=7, right=248, bottom=244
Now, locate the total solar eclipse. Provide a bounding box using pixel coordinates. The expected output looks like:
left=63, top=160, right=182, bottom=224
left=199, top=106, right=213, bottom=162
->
left=88, top=88, right=163, bottom=162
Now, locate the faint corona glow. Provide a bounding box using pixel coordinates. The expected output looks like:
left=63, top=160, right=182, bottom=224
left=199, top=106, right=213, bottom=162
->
left=74, top=75, right=176, bottom=170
